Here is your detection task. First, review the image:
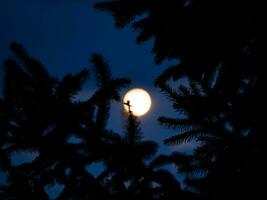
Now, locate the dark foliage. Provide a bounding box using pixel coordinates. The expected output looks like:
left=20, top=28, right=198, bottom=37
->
left=0, top=0, right=264, bottom=199
left=95, top=0, right=264, bottom=199
left=0, top=44, right=193, bottom=199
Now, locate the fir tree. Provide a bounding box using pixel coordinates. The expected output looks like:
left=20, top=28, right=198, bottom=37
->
left=0, top=43, right=130, bottom=199
left=95, top=0, right=263, bottom=199
left=0, top=43, right=193, bottom=200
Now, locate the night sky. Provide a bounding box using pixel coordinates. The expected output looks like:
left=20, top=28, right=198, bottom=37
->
left=0, top=0, right=194, bottom=190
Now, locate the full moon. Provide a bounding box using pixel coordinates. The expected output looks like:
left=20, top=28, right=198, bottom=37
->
left=123, top=88, right=152, bottom=116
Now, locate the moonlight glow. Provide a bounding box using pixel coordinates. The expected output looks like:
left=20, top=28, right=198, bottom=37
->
left=123, top=88, right=152, bottom=116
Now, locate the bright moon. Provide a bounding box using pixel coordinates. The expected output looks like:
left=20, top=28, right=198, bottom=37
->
left=123, top=88, right=152, bottom=116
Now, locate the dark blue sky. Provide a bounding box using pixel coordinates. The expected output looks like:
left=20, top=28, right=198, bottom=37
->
left=0, top=0, right=194, bottom=188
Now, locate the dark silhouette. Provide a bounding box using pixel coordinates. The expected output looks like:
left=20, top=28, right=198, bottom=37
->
left=0, top=0, right=263, bottom=199
left=0, top=43, right=129, bottom=199
left=95, top=0, right=263, bottom=199
left=124, top=100, right=132, bottom=115
left=0, top=44, right=193, bottom=199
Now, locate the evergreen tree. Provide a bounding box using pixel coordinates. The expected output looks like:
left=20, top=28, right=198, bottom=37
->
left=95, top=0, right=264, bottom=199
left=155, top=76, right=263, bottom=199
left=0, top=44, right=193, bottom=199
left=96, top=106, right=192, bottom=200
left=0, top=43, right=130, bottom=199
